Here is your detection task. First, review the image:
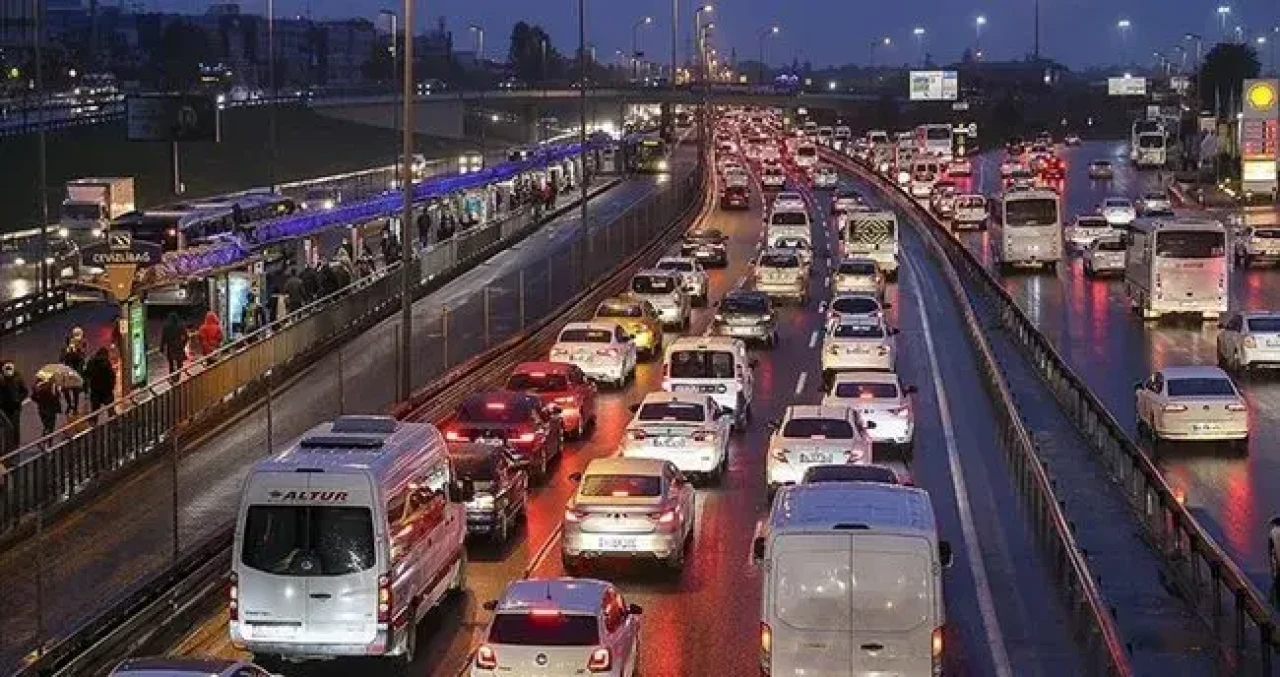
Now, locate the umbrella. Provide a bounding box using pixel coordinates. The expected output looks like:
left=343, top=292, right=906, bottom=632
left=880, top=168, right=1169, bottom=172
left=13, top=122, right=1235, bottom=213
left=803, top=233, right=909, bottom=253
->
left=37, top=364, right=84, bottom=389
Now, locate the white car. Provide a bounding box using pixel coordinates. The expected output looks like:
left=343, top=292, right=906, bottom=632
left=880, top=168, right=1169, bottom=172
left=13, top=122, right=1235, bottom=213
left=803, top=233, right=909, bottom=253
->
left=952, top=194, right=987, bottom=228
left=760, top=165, right=786, bottom=189
left=472, top=578, right=642, bottom=677
left=549, top=322, right=638, bottom=389
left=820, top=315, right=898, bottom=376
left=1100, top=197, right=1136, bottom=226
left=111, top=658, right=277, bottom=677
left=1083, top=235, right=1127, bottom=277
left=811, top=165, right=838, bottom=189
left=760, top=145, right=782, bottom=163
left=832, top=257, right=884, bottom=298
left=947, top=157, right=972, bottom=177
left=1066, top=214, right=1116, bottom=248
left=724, top=169, right=750, bottom=189
left=766, top=234, right=813, bottom=268
left=827, top=292, right=888, bottom=322
left=1137, top=191, right=1173, bottom=216
left=753, top=248, right=809, bottom=304
left=621, top=392, right=732, bottom=482
left=772, top=191, right=806, bottom=212
left=1134, top=366, right=1248, bottom=449
left=823, top=371, right=917, bottom=453
left=766, top=405, right=874, bottom=492
left=1235, top=226, right=1280, bottom=267
left=1216, top=311, right=1280, bottom=373
left=629, top=269, right=690, bottom=329
left=562, top=457, right=696, bottom=573
left=655, top=257, right=709, bottom=306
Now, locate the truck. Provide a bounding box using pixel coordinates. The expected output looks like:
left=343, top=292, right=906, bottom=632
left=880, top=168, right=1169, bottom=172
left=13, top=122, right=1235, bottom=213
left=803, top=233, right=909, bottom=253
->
left=1132, top=132, right=1167, bottom=169
left=839, top=210, right=900, bottom=280
left=1125, top=217, right=1228, bottom=321
left=61, top=177, right=135, bottom=239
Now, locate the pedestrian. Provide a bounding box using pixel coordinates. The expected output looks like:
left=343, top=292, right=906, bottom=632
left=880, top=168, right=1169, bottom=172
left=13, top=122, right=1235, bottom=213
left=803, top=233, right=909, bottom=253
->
left=240, top=292, right=267, bottom=336
left=300, top=263, right=320, bottom=301
left=60, top=326, right=87, bottom=413
left=160, top=312, right=187, bottom=375
left=283, top=267, right=306, bottom=314
left=0, top=361, right=28, bottom=448
left=318, top=262, right=340, bottom=297
left=84, top=347, right=115, bottom=412
left=197, top=311, right=224, bottom=356
left=416, top=209, right=433, bottom=247
left=30, top=372, right=61, bottom=437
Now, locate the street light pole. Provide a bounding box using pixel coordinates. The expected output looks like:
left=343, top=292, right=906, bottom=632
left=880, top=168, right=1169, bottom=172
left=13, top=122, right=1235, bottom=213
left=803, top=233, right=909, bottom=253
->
left=913, top=27, right=926, bottom=67
left=1116, top=19, right=1131, bottom=66
left=1217, top=6, right=1231, bottom=41
left=670, top=0, right=678, bottom=86
left=757, top=25, right=778, bottom=83
left=267, top=0, right=276, bottom=191
left=974, top=15, right=986, bottom=59
left=34, top=0, right=48, bottom=292
left=469, top=24, right=485, bottom=155
left=694, top=6, right=712, bottom=83
left=632, top=16, right=652, bottom=81
left=397, top=0, right=414, bottom=402
left=578, top=0, right=589, bottom=250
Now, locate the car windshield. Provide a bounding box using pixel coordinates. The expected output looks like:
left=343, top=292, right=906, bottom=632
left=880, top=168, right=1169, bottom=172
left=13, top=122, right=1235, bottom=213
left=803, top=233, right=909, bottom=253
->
left=458, top=398, right=533, bottom=423
left=833, top=323, right=885, bottom=339
left=241, top=506, right=375, bottom=576
left=782, top=417, right=855, bottom=439
left=957, top=197, right=984, bottom=208
left=1167, top=377, right=1236, bottom=398
left=926, top=127, right=951, bottom=140
left=657, top=260, right=694, bottom=273
left=632, top=275, right=676, bottom=294
left=507, top=372, right=569, bottom=392
left=838, top=261, right=877, bottom=276
left=831, top=297, right=881, bottom=315
left=1104, top=199, right=1130, bottom=208
left=489, top=612, right=600, bottom=646
left=1253, top=229, right=1280, bottom=238
left=1139, top=135, right=1164, bottom=149
left=770, top=211, right=808, bottom=226
left=558, top=328, right=613, bottom=343
left=1248, top=317, right=1280, bottom=332
left=797, top=146, right=817, bottom=157
left=1076, top=217, right=1108, bottom=228
left=1143, top=193, right=1166, bottom=201
left=1004, top=198, right=1058, bottom=227
left=760, top=253, right=800, bottom=268
left=638, top=401, right=706, bottom=422
left=580, top=474, right=663, bottom=497
left=596, top=302, right=643, bottom=319
left=832, top=381, right=899, bottom=399
left=1154, top=231, right=1225, bottom=259
left=722, top=295, right=769, bottom=314
left=1096, top=239, right=1127, bottom=252
left=668, top=349, right=736, bottom=379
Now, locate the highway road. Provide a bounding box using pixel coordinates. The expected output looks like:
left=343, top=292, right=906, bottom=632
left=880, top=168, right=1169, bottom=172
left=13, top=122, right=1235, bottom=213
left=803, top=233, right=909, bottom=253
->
left=164, top=156, right=1088, bottom=676
left=961, top=140, right=1280, bottom=592
left=0, top=155, right=688, bottom=676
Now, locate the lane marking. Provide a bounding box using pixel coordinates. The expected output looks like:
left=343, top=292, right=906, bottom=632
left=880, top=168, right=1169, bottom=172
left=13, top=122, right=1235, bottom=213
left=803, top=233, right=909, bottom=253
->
left=794, top=371, right=807, bottom=396
left=823, top=275, right=830, bottom=288
left=902, top=254, right=1014, bottom=677
left=808, top=330, right=819, bottom=349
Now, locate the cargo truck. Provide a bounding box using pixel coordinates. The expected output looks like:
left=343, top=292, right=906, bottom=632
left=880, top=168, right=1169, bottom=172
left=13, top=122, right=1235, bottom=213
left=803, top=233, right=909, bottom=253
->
left=61, top=177, right=135, bottom=238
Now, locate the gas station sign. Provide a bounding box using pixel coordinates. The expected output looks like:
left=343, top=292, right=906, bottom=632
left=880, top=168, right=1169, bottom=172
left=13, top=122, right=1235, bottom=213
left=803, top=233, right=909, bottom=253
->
left=1241, top=79, right=1278, bottom=196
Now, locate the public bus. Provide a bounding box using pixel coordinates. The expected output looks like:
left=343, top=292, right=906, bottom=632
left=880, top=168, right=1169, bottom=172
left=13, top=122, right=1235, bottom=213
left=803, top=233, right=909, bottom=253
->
left=991, top=188, right=1063, bottom=272
left=914, top=123, right=954, bottom=161
left=1133, top=132, right=1167, bottom=169
left=1129, top=119, right=1164, bottom=163
left=1124, top=218, right=1228, bottom=321
left=629, top=137, right=670, bottom=173
left=110, top=192, right=297, bottom=253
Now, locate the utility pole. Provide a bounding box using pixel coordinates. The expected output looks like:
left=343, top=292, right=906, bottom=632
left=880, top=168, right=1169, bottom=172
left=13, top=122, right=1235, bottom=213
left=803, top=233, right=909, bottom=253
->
left=397, top=0, right=414, bottom=402
left=1033, top=0, right=1040, bottom=59
left=35, top=0, right=49, bottom=292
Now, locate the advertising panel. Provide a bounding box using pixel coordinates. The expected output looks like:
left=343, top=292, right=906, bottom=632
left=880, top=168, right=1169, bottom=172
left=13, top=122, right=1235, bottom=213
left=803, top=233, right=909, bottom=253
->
left=1107, top=77, right=1147, bottom=96
left=908, top=71, right=959, bottom=101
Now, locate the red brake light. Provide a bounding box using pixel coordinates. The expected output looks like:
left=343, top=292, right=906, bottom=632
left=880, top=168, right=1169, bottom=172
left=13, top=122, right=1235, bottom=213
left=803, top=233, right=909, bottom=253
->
left=531, top=608, right=562, bottom=616
left=445, top=429, right=465, bottom=442
left=514, top=432, right=537, bottom=444
left=486, top=402, right=507, bottom=410
left=377, top=574, right=392, bottom=623
left=651, top=509, right=677, bottom=524
left=476, top=644, right=498, bottom=669
left=228, top=572, right=239, bottom=621
left=587, top=647, right=612, bottom=672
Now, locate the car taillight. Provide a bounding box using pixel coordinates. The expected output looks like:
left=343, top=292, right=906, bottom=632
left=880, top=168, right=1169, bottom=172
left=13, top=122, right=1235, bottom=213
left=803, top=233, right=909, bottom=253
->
left=692, top=430, right=716, bottom=442
left=228, top=572, right=239, bottom=621
left=931, top=626, right=944, bottom=676
left=760, top=621, right=773, bottom=672
left=555, top=395, right=578, bottom=405
left=514, top=431, right=537, bottom=444
left=1227, top=402, right=1248, bottom=412
left=587, top=647, right=612, bottom=672
left=627, top=428, right=647, bottom=440
left=650, top=509, right=677, bottom=524
left=476, top=644, right=498, bottom=670
left=445, top=429, right=465, bottom=442
left=889, top=406, right=910, bottom=417
left=1163, top=403, right=1188, bottom=413
left=377, top=574, right=392, bottom=623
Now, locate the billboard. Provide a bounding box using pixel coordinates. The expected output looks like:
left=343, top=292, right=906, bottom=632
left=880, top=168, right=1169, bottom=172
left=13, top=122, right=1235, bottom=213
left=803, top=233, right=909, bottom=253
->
left=909, top=71, right=959, bottom=101
left=1107, top=76, right=1147, bottom=96
left=126, top=94, right=220, bottom=142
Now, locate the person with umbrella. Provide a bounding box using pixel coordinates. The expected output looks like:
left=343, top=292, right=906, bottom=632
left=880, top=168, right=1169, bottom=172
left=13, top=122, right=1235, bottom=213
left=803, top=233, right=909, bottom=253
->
left=84, top=347, right=116, bottom=414
left=29, top=369, right=63, bottom=436
left=0, top=361, right=27, bottom=448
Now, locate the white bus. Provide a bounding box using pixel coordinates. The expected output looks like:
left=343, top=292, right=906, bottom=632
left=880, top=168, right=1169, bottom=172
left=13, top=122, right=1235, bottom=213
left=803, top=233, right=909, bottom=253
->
left=1133, top=132, right=1167, bottom=169
left=1124, top=218, right=1228, bottom=321
left=914, top=124, right=954, bottom=161
left=1129, top=119, right=1164, bottom=162
left=992, top=189, right=1063, bottom=271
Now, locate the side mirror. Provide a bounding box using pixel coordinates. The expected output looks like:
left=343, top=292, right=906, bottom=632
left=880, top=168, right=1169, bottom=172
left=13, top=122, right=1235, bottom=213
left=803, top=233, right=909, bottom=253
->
left=482, top=599, right=498, bottom=612
left=628, top=603, right=644, bottom=615
left=751, top=534, right=767, bottom=564
left=628, top=403, right=641, bottom=413
left=903, top=385, right=918, bottom=395
left=620, top=334, right=633, bottom=343
left=449, top=477, right=476, bottom=503
left=939, top=540, right=954, bottom=568
left=568, top=472, right=583, bottom=483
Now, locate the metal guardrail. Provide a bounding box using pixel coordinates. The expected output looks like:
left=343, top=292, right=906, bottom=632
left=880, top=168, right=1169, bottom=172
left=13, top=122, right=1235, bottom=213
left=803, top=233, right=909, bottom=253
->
left=0, top=176, right=617, bottom=538
left=11, top=163, right=703, bottom=677
left=825, top=149, right=1134, bottom=676
left=0, top=289, right=69, bottom=338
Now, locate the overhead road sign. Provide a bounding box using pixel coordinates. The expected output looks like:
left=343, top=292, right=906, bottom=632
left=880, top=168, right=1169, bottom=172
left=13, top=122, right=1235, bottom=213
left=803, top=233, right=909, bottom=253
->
left=909, top=71, right=959, bottom=101
left=126, top=93, right=221, bottom=142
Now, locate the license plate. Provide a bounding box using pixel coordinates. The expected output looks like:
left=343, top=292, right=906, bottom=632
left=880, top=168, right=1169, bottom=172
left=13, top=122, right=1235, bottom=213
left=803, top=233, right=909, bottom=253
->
left=653, top=437, right=686, bottom=448
left=1192, top=423, right=1220, bottom=431
left=673, top=383, right=699, bottom=392
left=477, top=437, right=505, bottom=445
left=798, top=452, right=832, bottom=464
left=251, top=624, right=298, bottom=639
left=599, top=536, right=638, bottom=550
left=1266, top=339, right=1280, bottom=347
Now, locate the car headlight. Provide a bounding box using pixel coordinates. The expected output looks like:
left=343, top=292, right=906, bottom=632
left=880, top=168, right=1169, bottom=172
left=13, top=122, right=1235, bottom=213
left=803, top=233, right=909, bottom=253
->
left=469, top=493, right=495, bottom=510
left=657, top=160, right=669, bottom=171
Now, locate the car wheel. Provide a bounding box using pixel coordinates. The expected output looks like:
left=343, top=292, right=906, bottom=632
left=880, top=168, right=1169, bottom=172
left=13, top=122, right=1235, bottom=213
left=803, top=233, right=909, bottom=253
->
left=1234, top=436, right=1250, bottom=455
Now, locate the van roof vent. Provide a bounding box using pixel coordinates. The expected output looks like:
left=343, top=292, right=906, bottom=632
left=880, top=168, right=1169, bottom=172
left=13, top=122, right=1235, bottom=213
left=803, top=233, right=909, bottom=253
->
left=331, top=415, right=398, bottom=435
left=299, top=435, right=385, bottom=450
left=833, top=523, right=870, bottom=530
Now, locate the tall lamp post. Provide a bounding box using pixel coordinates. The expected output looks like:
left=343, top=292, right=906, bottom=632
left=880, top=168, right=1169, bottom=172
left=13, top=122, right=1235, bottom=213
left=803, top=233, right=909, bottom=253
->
left=670, top=0, right=678, bottom=86
left=1116, top=19, right=1131, bottom=66
left=913, top=27, right=926, bottom=67
left=469, top=24, right=486, bottom=154
left=974, top=15, right=986, bottom=59
left=632, top=16, right=652, bottom=81
left=265, top=0, right=277, bottom=192
left=35, top=0, right=49, bottom=291
left=757, top=25, right=779, bottom=83
left=577, top=0, right=589, bottom=257
left=694, top=5, right=713, bottom=82
left=869, top=36, right=890, bottom=68
left=396, top=0, right=415, bottom=402
left=1217, top=6, right=1231, bottom=41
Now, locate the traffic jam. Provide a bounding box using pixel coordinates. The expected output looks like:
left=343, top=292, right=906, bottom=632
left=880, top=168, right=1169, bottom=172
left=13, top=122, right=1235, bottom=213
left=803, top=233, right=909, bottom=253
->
left=208, top=108, right=965, bottom=677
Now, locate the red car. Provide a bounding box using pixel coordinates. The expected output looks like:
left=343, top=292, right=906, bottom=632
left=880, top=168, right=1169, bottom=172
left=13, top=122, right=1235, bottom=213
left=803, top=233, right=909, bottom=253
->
left=444, top=390, right=564, bottom=481
left=504, top=362, right=598, bottom=440
left=719, top=185, right=750, bottom=210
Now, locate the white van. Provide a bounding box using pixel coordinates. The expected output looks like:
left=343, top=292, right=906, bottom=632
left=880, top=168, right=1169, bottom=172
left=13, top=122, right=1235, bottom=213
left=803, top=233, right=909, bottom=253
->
left=908, top=157, right=942, bottom=198
left=662, top=336, right=756, bottom=427
left=230, top=415, right=471, bottom=670
left=752, top=483, right=952, bottom=677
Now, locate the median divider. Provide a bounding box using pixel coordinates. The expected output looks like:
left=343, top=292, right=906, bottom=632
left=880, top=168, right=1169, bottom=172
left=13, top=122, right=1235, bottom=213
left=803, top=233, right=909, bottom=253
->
left=824, top=149, right=1134, bottom=676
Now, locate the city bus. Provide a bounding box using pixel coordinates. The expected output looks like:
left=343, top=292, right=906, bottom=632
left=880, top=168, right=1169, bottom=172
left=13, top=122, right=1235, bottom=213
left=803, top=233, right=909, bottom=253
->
left=991, top=188, right=1063, bottom=272
left=1133, top=132, right=1167, bottom=169
left=914, top=123, right=954, bottom=161
left=629, top=137, right=670, bottom=173
left=1129, top=119, right=1164, bottom=163
left=1124, top=218, right=1228, bottom=321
